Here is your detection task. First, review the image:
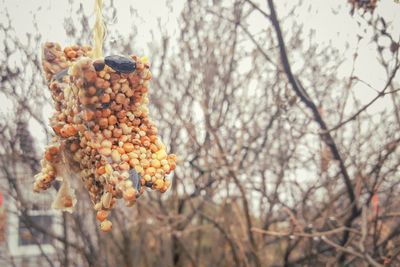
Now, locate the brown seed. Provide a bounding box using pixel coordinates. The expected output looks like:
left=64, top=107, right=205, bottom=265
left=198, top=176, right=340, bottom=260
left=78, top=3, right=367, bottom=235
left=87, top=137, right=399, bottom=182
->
left=115, top=93, right=125, bottom=104
left=103, top=129, right=112, bottom=138
left=84, top=130, right=93, bottom=140
left=112, top=83, right=121, bottom=91
left=112, top=128, right=122, bottom=138
left=140, top=136, right=149, bottom=144
left=116, top=110, right=126, bottom=119
left=135, top=61, right=144, bottom=70
left=111, top=103, right=123, bottom=112
left=77, top=124, right=86, bottom=133
left=101, top=109, right=112, bottom=118
left=110, top=73, right=120, bottom=82
left=150, top=144, right=159, bottom=153
left=123, top=143, right=134, bottom=153
left=128, top=74, right=140, bottom=86
left=95, top=78, right=105, bottom=88
left=95, top=110, right=102, bottom=118
left=97, top=166, right=106, bottom=175
left=132, top=118, right=141, bottom=126
left=66, top=50, right=77, bottom=58
left=98, top=118, right=108, bottom=128
left=103, top=81, right=110, bottom=89
left=108, top=115, right=117, bottom=125
left=121, top=83, right=130, bottom=92
left=70, top=142, right=79, bottom=152
left=125, top=89, right=133, bottom=97
left=63, top=196, right=73, bottom=207
left=119, top=117, right=128, bottom=123
left=87, top=86, right=97, bottom=96
left=160, top=186, right=168, bottom=193
left=116, top=147, right=125, bottom=155
left=79, top=96, right=90, bottom=105
left=60, top=124, right=78, bottom=138
left=92, top=124, right=100, bottom=133
left=141, top=86, right=148, bottom=93
left=101, top=94, right=111, bottom=103
left=90, top=96, right=99, bottom=105
left=66, top=115, right=73, bottom=123
left=48, top=146, right=59, bottom=155
left=84, top=70, right=97, bottom=83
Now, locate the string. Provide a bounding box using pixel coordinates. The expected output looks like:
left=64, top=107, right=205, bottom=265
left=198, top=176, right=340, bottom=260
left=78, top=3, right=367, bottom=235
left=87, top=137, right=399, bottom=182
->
left=93, top=0, right=105, bottom=58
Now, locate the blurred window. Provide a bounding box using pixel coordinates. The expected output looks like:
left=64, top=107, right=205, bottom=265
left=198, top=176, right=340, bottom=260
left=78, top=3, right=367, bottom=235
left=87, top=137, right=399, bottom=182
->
left=7, top=180, right=62, bottom=257
left=8, top=207, right=61, bottom=256
left=18, top=212, right=53, bottom=246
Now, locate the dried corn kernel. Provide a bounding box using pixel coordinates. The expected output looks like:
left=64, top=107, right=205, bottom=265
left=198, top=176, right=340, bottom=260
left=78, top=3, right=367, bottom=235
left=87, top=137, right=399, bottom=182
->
left=100, top=220, right=112, bottom=232
left=96, top=210, right=109, bottom=221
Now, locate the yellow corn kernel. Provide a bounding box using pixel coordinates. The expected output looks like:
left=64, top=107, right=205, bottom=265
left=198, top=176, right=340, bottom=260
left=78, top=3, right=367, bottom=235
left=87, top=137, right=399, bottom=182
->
left=105, top=164, right=113, bottom=174
left=156, top=149, right=167, bottom=160
left=151, top=159, right=161, bottom=168
left=140, top=56, right=149, bottom=64
left=100, top=220, right=112, bottom=232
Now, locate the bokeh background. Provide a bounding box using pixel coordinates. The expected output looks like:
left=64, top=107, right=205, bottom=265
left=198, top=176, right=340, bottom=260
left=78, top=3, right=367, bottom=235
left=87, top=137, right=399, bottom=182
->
left=0, top=0, right=400, bottom=266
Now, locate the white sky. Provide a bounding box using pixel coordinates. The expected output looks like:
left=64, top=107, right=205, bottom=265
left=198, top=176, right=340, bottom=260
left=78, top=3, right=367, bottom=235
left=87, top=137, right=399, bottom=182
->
left=1, top=0, right=399, bottom=149
left=2, top=0, right=183, bottom=53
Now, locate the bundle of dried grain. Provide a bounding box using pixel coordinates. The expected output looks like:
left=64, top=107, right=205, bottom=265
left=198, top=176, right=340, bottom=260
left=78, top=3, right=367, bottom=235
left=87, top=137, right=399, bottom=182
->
left=34, top=42, right=177, bottom=232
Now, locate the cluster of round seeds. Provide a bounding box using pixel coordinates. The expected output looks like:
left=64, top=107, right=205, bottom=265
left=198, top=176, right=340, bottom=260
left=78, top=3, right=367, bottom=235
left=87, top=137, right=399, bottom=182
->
left=34, top=42, right=177, bottom=232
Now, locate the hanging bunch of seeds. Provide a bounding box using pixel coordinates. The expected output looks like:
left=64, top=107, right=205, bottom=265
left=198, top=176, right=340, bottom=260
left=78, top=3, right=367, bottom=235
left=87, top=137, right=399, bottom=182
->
left=34, top=42, right=177, bottom=232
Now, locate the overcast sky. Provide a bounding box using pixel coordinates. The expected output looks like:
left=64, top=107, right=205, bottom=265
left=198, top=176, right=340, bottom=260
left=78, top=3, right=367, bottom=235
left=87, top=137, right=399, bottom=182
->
left=1, top=0, right=399, bottom=148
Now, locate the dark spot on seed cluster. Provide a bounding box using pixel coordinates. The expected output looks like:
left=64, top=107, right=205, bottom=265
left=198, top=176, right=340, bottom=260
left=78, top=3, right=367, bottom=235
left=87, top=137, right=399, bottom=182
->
left=105, top=55, right=136, bottom=73
left=93, top=59, right=105, bottom=72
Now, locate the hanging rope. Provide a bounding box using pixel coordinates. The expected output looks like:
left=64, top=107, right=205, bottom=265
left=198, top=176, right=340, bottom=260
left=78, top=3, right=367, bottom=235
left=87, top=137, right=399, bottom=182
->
left=93, top=0, right=105, bottom=58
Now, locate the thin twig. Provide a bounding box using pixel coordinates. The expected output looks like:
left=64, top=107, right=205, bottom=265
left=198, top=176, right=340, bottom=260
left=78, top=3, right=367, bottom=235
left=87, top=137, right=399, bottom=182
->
left=251, top=226, right=360, bottom=238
